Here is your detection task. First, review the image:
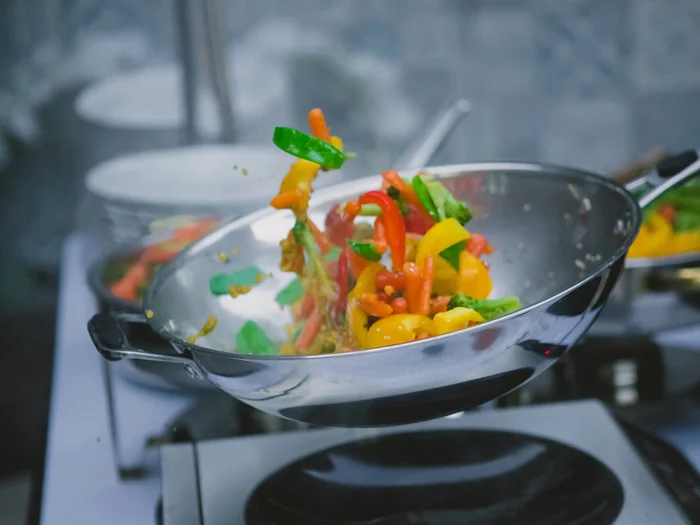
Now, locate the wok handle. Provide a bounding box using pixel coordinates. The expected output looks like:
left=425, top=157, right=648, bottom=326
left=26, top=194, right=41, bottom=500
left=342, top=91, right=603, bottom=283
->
left=631, top=149, right=700, bottom=209
left=87, top=312, right=205, bottom=380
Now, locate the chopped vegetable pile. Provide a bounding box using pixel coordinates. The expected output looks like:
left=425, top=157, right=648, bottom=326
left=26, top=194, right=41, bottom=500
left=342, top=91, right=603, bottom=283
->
left=106, top=218, right=220, bottom=302
left=628, top=179, right=700, bottom=258
left=211, top=108, right=523, bottom=355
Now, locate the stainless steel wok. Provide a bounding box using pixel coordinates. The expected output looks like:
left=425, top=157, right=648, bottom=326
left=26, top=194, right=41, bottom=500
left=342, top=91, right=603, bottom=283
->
left=88, top=159, right=699, bottom=427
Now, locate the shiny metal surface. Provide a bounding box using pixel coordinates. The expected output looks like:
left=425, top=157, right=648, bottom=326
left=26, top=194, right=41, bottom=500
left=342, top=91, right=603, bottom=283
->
left=90, top=162, right=644, bottom=426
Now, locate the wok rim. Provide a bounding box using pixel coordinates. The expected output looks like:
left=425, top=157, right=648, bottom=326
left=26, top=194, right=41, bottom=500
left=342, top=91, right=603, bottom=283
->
left=144, top=161, right=642, bottom=362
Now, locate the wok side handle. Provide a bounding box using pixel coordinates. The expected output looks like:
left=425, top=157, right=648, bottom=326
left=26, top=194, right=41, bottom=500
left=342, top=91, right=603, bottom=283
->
left=634, top=149, right=700, bottom=208
left=87, top=312, right=205, bottom=380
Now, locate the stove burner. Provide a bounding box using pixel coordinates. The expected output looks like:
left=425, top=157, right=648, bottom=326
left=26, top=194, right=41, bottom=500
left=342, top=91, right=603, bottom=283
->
left=279, top=368, right=534, bottom=427
left=245, top=430, right=624, bottom=524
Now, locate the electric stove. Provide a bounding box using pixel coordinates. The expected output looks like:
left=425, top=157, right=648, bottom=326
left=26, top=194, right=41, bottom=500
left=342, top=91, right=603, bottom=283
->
left=159, top=400, right=700, bottom=524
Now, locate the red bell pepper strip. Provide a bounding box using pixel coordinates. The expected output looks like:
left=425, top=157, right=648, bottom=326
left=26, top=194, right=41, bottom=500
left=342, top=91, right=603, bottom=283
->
left=659, top=204, right=677, bottom=224
left=467, top=233, right=489, bottom=258
left=403, top=202, right=435, bottom=235
left=358, top=191, right=405, bottom=272
left=324, top=203, right=356, bottom=247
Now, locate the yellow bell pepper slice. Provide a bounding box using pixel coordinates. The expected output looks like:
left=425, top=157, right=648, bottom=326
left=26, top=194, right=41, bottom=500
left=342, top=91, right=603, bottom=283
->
left=433, top=307, right=485, bottom=335
left=416, top=218, right=470, bottom=295
left=456, top=251, right=492, bottom=299
left=628, top=224, right=652, bottom=258
left=330, top=136, right=344, bottom=151
left=644, top=213, right=673, bottom=257
left=366, top=314, right=435, bottom=349
left=405, top=235, right=421, bottom=263
left=347, top=263, right=385, bottom=348
left=657, top=231, right=700, bottom=256
left=278, top=159, right=320, bottom=213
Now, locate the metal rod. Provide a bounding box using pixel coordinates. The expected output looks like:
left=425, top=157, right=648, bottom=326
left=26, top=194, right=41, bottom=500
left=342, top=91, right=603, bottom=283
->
left=201, top=0, right=236, bottom=143
left=392, top=99, right=472, bottom=170
left=174, top=0, right=198, bottom=144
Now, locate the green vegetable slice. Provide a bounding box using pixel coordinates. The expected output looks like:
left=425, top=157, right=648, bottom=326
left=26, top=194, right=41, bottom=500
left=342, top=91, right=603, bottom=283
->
left=275, top=278, right=305, bottom=306
left=439, top=240, right=467, bottom=271
left=325, top=245, right=343, bottom=262
left=235, top=320, right=278, bottom=355
left=209, top=266, right=265, bottom=295
left=347, top=239, right=382, bottom=262
left=272, top=127, right=351, bottom=169
left=674, top=210, right=700, bottom=232
left=418, top=173, right=472, bottom=225
left=447, top=293, right=522, bottom=321
left=411, top=175, right=439, bottom=221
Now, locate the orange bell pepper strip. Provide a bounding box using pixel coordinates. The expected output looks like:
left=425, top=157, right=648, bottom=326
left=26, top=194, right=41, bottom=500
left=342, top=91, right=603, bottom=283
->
left=270, top=189, right=304, bottom=210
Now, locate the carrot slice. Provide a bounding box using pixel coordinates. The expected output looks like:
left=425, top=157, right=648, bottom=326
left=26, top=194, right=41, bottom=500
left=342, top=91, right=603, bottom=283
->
left=308, top=108, right=332, bottom=143
left=430, top=295, right=451, bottom=315
left=417, top=255, right=434, bottom=316
left=358, top=293, right=393, bottom=318
left=307, top=218, right=331, bottom=254
left=296, top=306, right=322, bottom=350
left=376, top=270, right=405, bottom=291
left=403, top=262, right=422, bottom=314
left=391, top=296, right=408, bottom=314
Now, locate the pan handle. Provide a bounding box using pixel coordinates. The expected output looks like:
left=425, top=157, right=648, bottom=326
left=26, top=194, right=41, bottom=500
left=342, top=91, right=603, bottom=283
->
left=87, top=312, right=206, bottom=380
left=625, top=149, right=700, bottom=208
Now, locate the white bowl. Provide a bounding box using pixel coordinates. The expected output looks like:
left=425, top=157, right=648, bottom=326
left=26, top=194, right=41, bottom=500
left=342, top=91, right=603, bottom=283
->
left=82, top=144, right=343, bottom=253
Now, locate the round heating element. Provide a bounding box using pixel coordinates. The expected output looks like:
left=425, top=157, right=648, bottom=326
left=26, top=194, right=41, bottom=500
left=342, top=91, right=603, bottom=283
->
left=245, top=429, right=624, bottom=524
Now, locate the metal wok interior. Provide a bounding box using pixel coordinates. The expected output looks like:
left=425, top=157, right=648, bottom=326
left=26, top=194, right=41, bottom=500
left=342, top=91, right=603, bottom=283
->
left=126, top=163, right=642, bottom=426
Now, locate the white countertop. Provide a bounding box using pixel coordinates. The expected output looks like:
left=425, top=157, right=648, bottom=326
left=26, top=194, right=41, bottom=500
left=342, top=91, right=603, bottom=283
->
left=41, top=234, right=700, bottom=524
left=41, top=235, right=194, bottom=525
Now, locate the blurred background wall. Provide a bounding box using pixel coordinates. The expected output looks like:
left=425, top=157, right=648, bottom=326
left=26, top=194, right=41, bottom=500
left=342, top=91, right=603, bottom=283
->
left=1, top=0, right=699, bottom=289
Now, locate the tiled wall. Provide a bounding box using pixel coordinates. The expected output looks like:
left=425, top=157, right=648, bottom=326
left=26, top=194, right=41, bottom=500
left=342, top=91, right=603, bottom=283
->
left=1, top=0, right=700, bottom=269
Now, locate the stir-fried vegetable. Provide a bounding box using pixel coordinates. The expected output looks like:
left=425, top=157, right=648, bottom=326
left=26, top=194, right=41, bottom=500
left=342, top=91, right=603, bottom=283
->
left=215, top=107, right=523, bottom=355
left=107, top=218, right=219, bottom=302
left=272, top=127, right=352, bottom=169
left=629, top=180, right=700, bottom=258
left=447, top=293, right=522, bottom=321
left=413, top=173, right=472, bottom=225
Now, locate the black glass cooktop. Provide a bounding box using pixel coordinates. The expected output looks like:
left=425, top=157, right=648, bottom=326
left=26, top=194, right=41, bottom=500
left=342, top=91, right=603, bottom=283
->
left=158, top=400, right=694, bottom=525
left=245, top=429, right=624, bottom=525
